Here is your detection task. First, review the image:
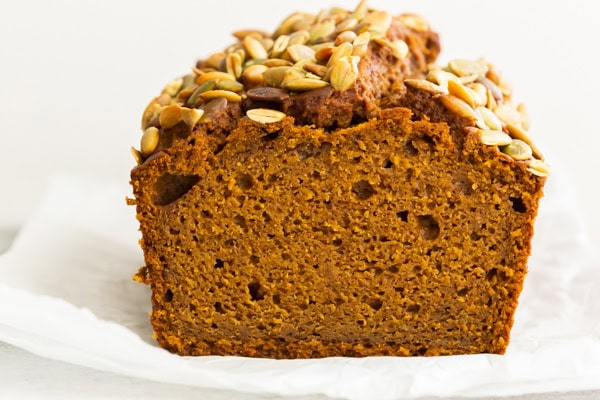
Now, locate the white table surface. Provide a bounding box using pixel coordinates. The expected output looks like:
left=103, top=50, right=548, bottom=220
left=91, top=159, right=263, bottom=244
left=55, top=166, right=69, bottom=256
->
left=1, top=0, right=599, bottom=398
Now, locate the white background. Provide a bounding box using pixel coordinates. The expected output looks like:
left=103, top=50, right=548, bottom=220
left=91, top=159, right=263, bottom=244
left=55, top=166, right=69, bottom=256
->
left=0, top=0, right=599, bottom=398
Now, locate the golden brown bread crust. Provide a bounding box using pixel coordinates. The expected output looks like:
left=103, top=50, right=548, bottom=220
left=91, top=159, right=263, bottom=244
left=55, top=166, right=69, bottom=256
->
left=131, top=4, right=546, bottom=358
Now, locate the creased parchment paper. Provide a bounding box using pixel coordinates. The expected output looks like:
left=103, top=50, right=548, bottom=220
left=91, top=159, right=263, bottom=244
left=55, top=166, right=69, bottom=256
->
left=1, top=170, right=599, bottom=400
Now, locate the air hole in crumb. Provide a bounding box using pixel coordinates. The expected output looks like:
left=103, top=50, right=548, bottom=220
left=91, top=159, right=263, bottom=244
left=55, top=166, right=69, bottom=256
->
left=312, top=264, right=319, bottom=269
left=417, top=215, right=440, bottom=240
left=214, top=302, right=226, bottom=314
left=213, top=141, right=227, bottom=155
left=164, top=289, right=173, bottom=302
left=396, top=210, right=409, bottom=222
left=357, top=319, right=366, bottom=326
left=248, top=280, right=266, bottom=301
left=404, top=139, right=418, bottom=156
left=213, top=259, right=224, bottom=269
left=249, top=255, right=260, bottom=264
left=407, top=304, right=421, bottom=313
left=282, top=253, right=291, bottom=260
left=388, top=264, right=399, bottom=273
left=486, top=268, right=497, bottom=281
left=211, top=323, right=218, bottom=329
left=295, top=142, right=318, bottom=159
left=510, top=196, right=526, bottom=213
left=457, top=288, right=469, bottom=296
left=383, top=159, right=393, bottom=168
left=224, top=238, right=236, bottom=247
left=332, top=238, right=343, bottom=246
left=417, top=347, right=428, bottom=356
left=236, top=173, right=254, bottom=190
left=470, top=232, right=483, bottom=241
left=262, top=129, right=281, bottom=141
left=234, top=215, right=248, bottom=230
left=152, top=173, right=200, bottom=206
left=352, top=180, right=375, bottom=200
left=272, top=294, right=281, bottom=304
left=368, top=299, right=383, bottom=311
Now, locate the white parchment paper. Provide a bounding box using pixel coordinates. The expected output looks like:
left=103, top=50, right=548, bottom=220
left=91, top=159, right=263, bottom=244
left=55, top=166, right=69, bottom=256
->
left=0, top=170, right=599, bottom=400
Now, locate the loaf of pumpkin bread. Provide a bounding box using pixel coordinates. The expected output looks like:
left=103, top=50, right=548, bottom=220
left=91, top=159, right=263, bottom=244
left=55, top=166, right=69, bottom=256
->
left=130, top=1, right=547, bottom=358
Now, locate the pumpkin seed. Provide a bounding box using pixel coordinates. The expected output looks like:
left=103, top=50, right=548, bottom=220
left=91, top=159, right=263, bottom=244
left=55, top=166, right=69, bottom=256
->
left=243, top=36, right=268, bottom=60
left=187, top=80, right=216, bottom=107
left=226, top=52, right=243, bottom=79
left=242, top=64, right=269, bottom=86
left=351, top=31, right=370, bottom=57
left=426, top=69, right=458, bottom=87
left=479, top=129, right=512, bottom=146
left=271, top=34, right=290, bottom=58
left=286, top=44, right=316, bottom=62
left=404, top=79, right=447, bottom=94
left=159, top=103, right=183, bottom=129
left=527, top=159, right=550, bottom=177
left=309, top=20, right=336, bottom=43
left=284, top=77, right=330, bottom=91
left=199, top=89, right=242, bottom=102
left=448, top=58, right=488, bottom=78
left=156, top=93, right=171, bottom=106
left=246, top=108, right=286, bottom=124
left=494, top=104, right=522, bottom=127
left=162, top=78, right=183, bottom=97
left=263, top=66, right=304, bottom=87
left=477, top=76, right=503, bottom=102
left=501, top=139, right=533, bottom=160
left=141, top=127, right=160, bottom=155
left=215, top=80, right=245, bottom=92
left=448, top=80, right=478, bottom=108
left=505, top=123, right=544, bottom=160
left=330, top=55, right=359, bottom=91
left=141, top=101, right=161, bottom=130
left=288, top=30, right=310, bottom=46
left=181, top=107, right=205, bottom=128
left=263, top=58, right=294, bottom=67
left=397, top=13, right=430, bottom=32
left=335, top=18, right=359, bottom=35
left=232, top=29, right=268, bottom=41
left=303, top=63, right=328, bottom=77
left=362, top=10, right=392, bottom=37
left=335, top=30, right=357, bottom=46
left=204, top=52, right=225, bottom=69
left=440, top=95, right=477, bottom=120
left=315, top=46, right=335, bottom=63
left=476, top=107, right=503, bottom=131
left=326, top=41, right=353, bottom=69
left=196, top=71, right=235, bottom=85
left=246, top=87, right=290, bottom=102
left=199, top=97, right=228, bottom=123
left=274, top=12, right=306, bottom=37
left=131, top=147, right=143, bottom=165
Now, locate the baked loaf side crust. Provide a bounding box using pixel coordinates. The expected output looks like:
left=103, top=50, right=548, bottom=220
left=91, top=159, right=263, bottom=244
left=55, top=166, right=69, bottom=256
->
left=131, top=2, right=547, bottom=358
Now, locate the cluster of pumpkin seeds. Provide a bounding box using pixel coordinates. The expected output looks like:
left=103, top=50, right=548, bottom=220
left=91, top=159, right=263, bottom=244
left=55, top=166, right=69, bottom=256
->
left=132, top=0, right=426, bottom=163
left=404, top=58, right=549, bottom=177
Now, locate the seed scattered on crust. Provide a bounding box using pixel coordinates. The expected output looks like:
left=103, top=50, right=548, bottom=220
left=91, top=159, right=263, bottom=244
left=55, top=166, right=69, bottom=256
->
left=440, top=94, right=477, bottom=120
left=226, top=52, right=243, bottom=79
left=243, top=36, right=268, bottom=60
left=479, top=129, right=512, bottom=146
left=448, top=58, right=488, bottom=78
left=303, top=62, right=328, bottom=77
left=309, top=20, right=336, bottom=43
left=243, top=64, right=269, bottom=86
left=246, top=108, right=286, bottom=124
left=263, top=58, right=294, bottom=67
left=501, top=139, right=533, bottom=161
left=233, top=29, right=268, bottom=41
left=159, top=103, right=183, bottom=129
left=199, top=89, right=242, bottom=102
left=271, top=34, right=290, bottom=58
left=330, top=55, right=359, bottom=91
left=215, top=80, right=245, bottom=92
left=335, top=30, right=357, bottom=46
left=162, top=78, right=183, bottom=97
left=196, top=71, right=235, bottom=85
left=476, top=107, right=503, bottom=131
left=286, top=44, right=316, bottom=62
left=131, top=147, right=143, bottom=165
left=246, top=87, right=290, bottom=102
left=181, top=107, right=205, bottom=128
left=505, top=123, right=544, bottom=160
left=405, top=79, right=447, bottom=94
left=351, top=32, right=371, bottom=57
left=397, top=13, right=430, bottom=32
left=362, top=10, right=392, bottom=37
left=527, top=159, right=550, bottom=177
left=142, top=101, right=162, bottom=130
left=141, top=127, right=160, bottom=155
left=284, top=77, right=330, bottom=91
